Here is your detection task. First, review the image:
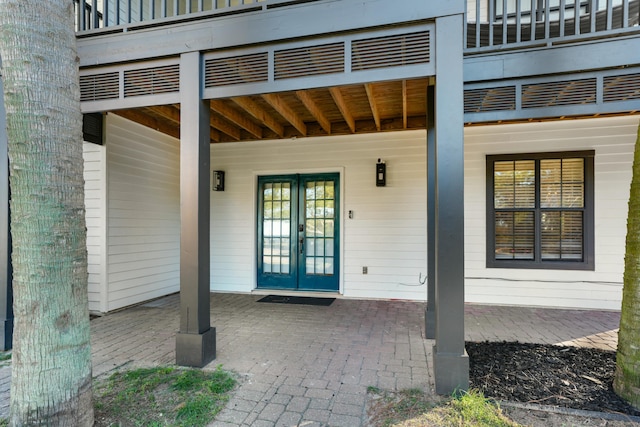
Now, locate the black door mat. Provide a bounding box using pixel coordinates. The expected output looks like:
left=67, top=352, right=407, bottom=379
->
left=257, top=295, right=335, bottom=306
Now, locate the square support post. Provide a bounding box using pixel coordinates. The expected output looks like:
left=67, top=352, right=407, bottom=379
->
left=432, top=13, right=469, bottom=395
left=0, top=67, right=13, bottom=351
left=175, top=51, right=215, bottom=367
left=425, top=84, right=436, bottom=340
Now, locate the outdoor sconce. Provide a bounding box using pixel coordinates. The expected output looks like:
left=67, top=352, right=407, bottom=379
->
left=376, top=159, right=386, bottom=187
left=212, top=170, right=225, bottom=191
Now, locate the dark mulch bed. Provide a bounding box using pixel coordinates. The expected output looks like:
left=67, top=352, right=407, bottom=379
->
left=468, top=341, right=640, bottom=417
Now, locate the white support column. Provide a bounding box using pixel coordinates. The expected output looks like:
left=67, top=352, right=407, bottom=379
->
left=175, top=51, right=215, bottom=367
left=432, top=13, right=469, bottom=395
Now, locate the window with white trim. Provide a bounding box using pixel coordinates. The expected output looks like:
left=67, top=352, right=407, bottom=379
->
left=486, top=151, right=594, bottom=270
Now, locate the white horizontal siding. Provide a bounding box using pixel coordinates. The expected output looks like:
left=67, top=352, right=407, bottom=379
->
left=211, top=131, right=428, bottom=300
left=105, top=113, right=180, bottom=311
left=83, top=142, right=106, bottom=313
left=464, top=115, right=639, bottom=309
left=101, top=112, right=636, bottom=309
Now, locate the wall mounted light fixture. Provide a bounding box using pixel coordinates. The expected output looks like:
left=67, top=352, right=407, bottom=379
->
left=376, top=159, right=386, bottom=187
left=212, top=170, right=225, bottom=191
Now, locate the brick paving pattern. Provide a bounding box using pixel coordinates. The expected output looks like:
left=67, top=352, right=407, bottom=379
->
left=0, top=293, right=621, bottom=425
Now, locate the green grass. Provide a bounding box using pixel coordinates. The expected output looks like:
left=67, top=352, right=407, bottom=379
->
left=368, top=387, right=524, bottom=427
left=93, top=365, right=236, bottom=427
left=421, top=389, right=523, bottom=427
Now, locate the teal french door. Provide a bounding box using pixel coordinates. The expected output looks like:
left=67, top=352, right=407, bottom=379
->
left=257, top=173, right=340, bottom=291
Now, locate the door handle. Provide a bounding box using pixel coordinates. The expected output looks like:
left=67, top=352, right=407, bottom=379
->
left=300, top=237, right=304, bottom=254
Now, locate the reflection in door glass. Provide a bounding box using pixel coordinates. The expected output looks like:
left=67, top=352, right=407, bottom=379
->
left=304, top=180, right=335, bottom=276
left=262, top=182, right=291, bottom=274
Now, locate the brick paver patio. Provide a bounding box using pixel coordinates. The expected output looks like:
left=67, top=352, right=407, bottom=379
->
left=0, top=293, right=621, bottom=425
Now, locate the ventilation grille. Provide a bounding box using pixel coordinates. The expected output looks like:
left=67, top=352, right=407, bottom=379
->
left=123, top=64, right=179, bottom=98
left=275, top=43, right=344, bottom=80
left=205, top=53, right=268, bottom=88
left=80, top=72, right=119, bottom=102
left=522, top=78, right=596, bottom=109
left=351, top=31, right=430, bottom=71
left=603, top=73, right=640, bottom=103
left=464, top=86, right=516, bottom=113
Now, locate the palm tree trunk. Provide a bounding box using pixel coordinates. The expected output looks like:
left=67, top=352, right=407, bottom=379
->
left=614, top=121, right=640, bottom=409
left=0, top=1, right=93, bottom=425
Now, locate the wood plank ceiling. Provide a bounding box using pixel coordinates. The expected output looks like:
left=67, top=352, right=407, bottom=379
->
left=113, top=78, right=430, bottom=143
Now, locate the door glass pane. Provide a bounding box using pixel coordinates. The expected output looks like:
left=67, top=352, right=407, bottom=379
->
left=261, top=181, right=291, bottom=275
left=304, top=179, right=336, bottom=276
left=315, top=200, right=325, bottom=218
left=325, top=220, right=334, bottom=237
left=325, top=239, right=334, bottom=257
left=306, top=183, right=315, bottom=200
left=306, top=238, right=315, bottom=256
left=324, top=258, right=334, bottom=275
left=263, top=256, right=272, bottom=273
left=306, top=201, right=315, bottom=218
left=306, top=258, right=315, bottom=274
left=325, top=200, right=335, bottom=218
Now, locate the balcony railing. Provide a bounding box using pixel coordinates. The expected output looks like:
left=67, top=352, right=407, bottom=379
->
left=74, top=0, right=276, bottom=33
left=466, top=0, right=639, bottom=51
left=75, top=0, right=639, bottom=52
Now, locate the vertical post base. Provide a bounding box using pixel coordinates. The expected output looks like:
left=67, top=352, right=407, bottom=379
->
left=424, top=307, right=436, bottom=339
left=176, top=327, right=216, bottom=368
left=0, top=318, right=12, bottom=351
left=433, top=345, right=469, bottom=395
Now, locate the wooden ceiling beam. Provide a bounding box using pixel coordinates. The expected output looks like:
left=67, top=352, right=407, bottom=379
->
left=113, top=109, right=180, bottom=140
left=210, top=99, right=262, bottom=139
left=210, top=128, right=221, bottom=143
left=402, top=80, right=408, bottom=129
left=295, top=90, right=331, bottom=134
left=149, top=104, right=223, bottom=143
left=364, top=84, right=381, bottom=131
left=231, top=96, right=285, bottom=138
left=261, top=93, right=307, bottom=136
left=329, top=87, right=356, bottom=133
left=209, top=112, right=241, bottom=141
left=147, top=104, right=180, bottom=123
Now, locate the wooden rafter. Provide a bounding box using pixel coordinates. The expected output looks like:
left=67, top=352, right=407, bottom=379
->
left=231, top=96, right=285, bottom=137
left=295, top=90, right=331, bottom=134
left=108, top=78, right=435, bottom=143
left=329, top=87, right=355, bottom=133
left=209, top=112, right=241, bottom=141
left=210, top=128, right=221, bottom=143
left=261, top=93, right=307, bottom=136
left=147, top=104, right=180, bottom=123
left=114, top=109, right=180, bottom=139
left=148, top=104, right=222, bottom=142
left=402, top=80, right=408, bottom=129
left=364, top=83, right=381, bottom=131
left=210, top=99, right=262, bottom=139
